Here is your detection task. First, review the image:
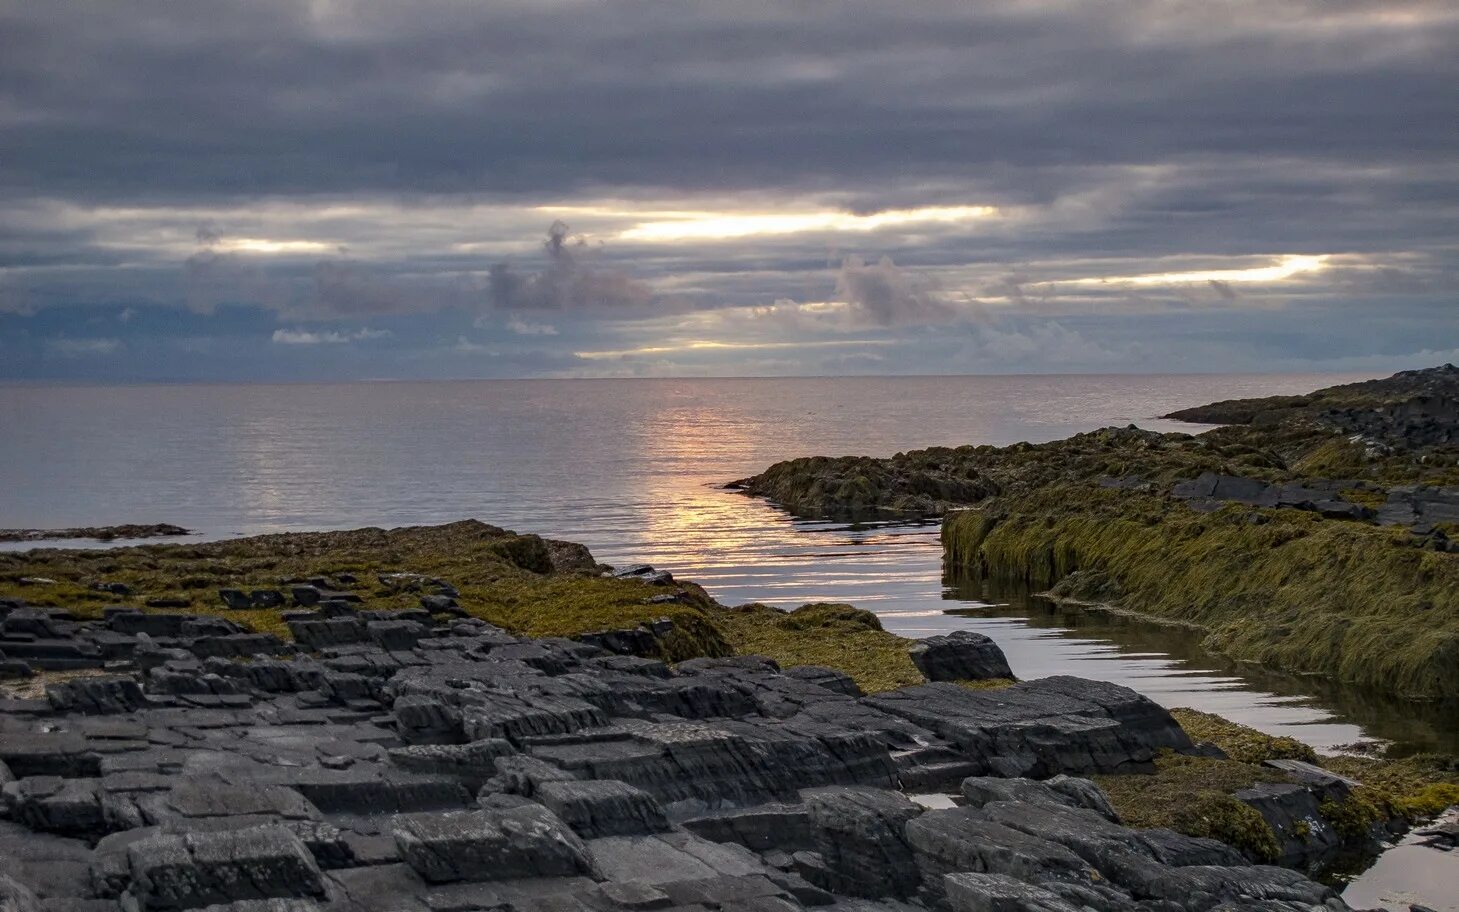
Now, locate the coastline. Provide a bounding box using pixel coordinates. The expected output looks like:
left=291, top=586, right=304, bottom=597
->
left=3, top=521, right=1456, bottom=880
left=738, top=366, right=1459, bottom=703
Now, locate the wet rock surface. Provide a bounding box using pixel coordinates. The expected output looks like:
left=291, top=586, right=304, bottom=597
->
left=0, top=597, right=1373, bottom=911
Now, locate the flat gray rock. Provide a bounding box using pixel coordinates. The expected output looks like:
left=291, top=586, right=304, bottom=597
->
left=391, top=804, right=595, bottom=883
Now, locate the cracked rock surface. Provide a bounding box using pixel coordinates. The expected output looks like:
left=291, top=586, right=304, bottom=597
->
left=0, top=597, right=1368, bottom=912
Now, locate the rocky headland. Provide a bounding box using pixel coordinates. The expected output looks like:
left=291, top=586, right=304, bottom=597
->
left=2, top=520, right=1454, bottom=911
left=733, top=365, right=1459, bottom=700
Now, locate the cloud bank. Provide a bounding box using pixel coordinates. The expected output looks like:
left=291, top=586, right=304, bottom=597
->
left=0, top=1, right=1454, bottom=380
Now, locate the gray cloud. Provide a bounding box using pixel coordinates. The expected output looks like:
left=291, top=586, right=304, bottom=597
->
left=3, top=2, right=1455, bottom=206
left=182, top=231, right=471, bottom=319
left=834, top=255, right=955, bottom=326
left=1, top=1, right=1456, bottom=379
left=271, top=327, right=392, bottom=345
left=488, top=222, right=654, bottom=311
left=47, top=336, right=121, bottom=356
left=1208, top=280, right=1239, bottom=301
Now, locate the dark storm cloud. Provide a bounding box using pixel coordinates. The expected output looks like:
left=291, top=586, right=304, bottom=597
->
left=2, top=1, right=1455, bottom=205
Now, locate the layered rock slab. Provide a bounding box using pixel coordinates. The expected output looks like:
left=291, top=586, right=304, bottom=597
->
left=0, top=594, right=1364, bottom=912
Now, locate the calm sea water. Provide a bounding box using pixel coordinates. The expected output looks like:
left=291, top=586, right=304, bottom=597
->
left=5, top=372, right=1457, bottom=909
left=1, top=373, right=1454, bottom=758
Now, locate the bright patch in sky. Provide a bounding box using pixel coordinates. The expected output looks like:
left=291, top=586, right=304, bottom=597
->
left=575, top=338, right=893, bottom=359
left=215, top=238, right=336, bottom=254
left=1065, top=255, right=1331, bottom=286
left=617, top=205, right=998, bottom=242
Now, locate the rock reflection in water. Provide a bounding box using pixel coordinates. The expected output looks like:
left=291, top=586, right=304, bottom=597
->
left=939, top=574, right=1459, bottom=756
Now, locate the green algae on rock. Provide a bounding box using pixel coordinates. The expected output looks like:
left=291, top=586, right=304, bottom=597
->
left=736, top=365, right=1459, bottom=700
left=716, top=601, right=926, bottom=693
left=1094, top=752, right=1288, bottom=862
left=941, top=493, right=1459, bottom=698
left=1095, top=708, right=1459, bottom=867
left=0, top=521, right=932, bottom=691
left=1170, top=708, right=1317, bottom=764
left=0, top=520, right=732, bottom=662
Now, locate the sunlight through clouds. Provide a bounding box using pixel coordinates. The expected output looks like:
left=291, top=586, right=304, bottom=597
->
left=214, top=238, right=338, bottom=254
left=1060, top=255, right=1331, bottom=287
left=574, top=338, right=894, bottom=359
left=616, top=205, right=999, bottom=242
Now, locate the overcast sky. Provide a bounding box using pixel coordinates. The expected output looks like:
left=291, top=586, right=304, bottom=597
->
left=2, top=0, right=1456, bottom=381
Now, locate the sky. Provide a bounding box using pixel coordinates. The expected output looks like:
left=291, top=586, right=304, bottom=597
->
left=1, top=0, right=1456, bottom=382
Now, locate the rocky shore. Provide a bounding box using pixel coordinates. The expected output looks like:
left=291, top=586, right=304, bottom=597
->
left=734, top=366, right=1459, bottom=699
left=0, top=539, right=1412, bottom=904
left=0, top=525, right=190, bottom=544
left=0, top=522, right=1421, bottom=912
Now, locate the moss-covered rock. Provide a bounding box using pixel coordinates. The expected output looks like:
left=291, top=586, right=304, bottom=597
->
left=1170, top=708, right=1317, bottom=764
left=0, top=521, right=932, bottom=684
left=1321, top=753, right=1459, bottom=823
left=715, top=602, right=925, bottom=693
left=1097, top=710, right=1459, bottom=864
left=1094, top=752, right=1287, bottom=862
left=942, top=492, right=1459, bottom=698
left=0, top=521, right=735, bottom=662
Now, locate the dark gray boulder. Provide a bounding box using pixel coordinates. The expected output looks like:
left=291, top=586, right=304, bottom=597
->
left=217, top=589, right=254, bottom=611
left=977, top=798, right=1244, bottom=876
left=0, top=657, right=34, bottom=680
left=250, top=590, right=285, bottom=609
left=536, top=779, right=671, bottom=838
left=247, top=767, right=470, bottom=816
left=799, top=786, right=924, bottom=899
left=366, top=621, right=428, bottom=652
left=124, top=825, right=326, bottom=911
left=584, top=830, right=774, bottom=887
left=781, top=664, right=863, bottom=697
left=479, top=755, right=577, bottom=799
left=909, top=631, right=1014, bottom=682
left=460, top=692, right=606, bottom=744
left=385, top=739, right=516, bottom=790
left=391, top=804, right=595, bottom=883
left=905, top=807, right=1095, bottom=893
left=2, top=776, right=108, bottom=837
left=137, top=775, right=321, bottom=826
left=960, top=775, right=1120, bottom=823
left=47, top=675, right=149, bottom=715
left=1262, top=759, right=1360, bottom=802
left=287, top=618, right=368, bottom=651
left=0, top=731, right=99, bottom=778
left=1234, top=782, right=1344, bottom=868
left=528, top=720, right=897, bottom=816
left=866, top=676, right=1192, bottom=778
